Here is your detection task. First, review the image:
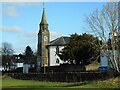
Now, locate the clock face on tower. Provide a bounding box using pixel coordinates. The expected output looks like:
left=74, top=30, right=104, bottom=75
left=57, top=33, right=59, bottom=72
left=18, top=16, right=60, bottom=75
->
left=44, top=36, right=48, bottom=41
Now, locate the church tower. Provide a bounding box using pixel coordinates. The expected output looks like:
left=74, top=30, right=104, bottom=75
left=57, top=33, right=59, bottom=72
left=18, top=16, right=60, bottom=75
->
left=37, top=7, right=50, bottom=72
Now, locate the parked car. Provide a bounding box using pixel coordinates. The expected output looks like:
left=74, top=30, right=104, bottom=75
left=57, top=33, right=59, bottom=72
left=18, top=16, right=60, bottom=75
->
left=97, top=67, right=113, bottom=72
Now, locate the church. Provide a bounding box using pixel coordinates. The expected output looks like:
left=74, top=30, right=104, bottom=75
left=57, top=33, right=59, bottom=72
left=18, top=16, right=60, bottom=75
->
left=36, top=8, right=70, bottom=71
left=36, top=7, right=120, bottom=72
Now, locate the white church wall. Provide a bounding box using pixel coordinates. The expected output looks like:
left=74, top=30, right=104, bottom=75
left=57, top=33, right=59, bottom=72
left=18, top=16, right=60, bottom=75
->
left=100, top=51, right=108, bottom=67
left=100, top=50, right=118, bottom=69
left=49, top=46, right=66, bottom=66
left=23, top=64, right=29, bottom=74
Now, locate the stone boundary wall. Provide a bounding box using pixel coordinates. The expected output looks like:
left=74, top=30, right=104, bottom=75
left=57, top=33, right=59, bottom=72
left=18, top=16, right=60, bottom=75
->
left=5, top=72, right=119, bottom=82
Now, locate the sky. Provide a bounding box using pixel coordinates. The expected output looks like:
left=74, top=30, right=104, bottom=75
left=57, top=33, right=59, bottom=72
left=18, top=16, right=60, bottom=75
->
left=1, top=2, right=107, bottom=54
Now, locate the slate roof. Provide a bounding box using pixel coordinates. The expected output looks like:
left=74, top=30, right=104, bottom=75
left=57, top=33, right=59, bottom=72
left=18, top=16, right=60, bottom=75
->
left=11, top=59, right=24, bottom=63
left=10, top=55, right=36, bottom=65
left=48, top=36, right=70, bottom=46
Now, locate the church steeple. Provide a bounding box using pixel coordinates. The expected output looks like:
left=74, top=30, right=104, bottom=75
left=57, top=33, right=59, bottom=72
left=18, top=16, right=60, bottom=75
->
left=37, top=5, right=50, bottom=72
left=41, top=8, right=48, bottom=24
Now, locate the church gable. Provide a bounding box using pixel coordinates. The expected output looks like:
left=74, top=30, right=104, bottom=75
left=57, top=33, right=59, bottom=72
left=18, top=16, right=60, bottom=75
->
left=48, top=36, right=70, bottom=66
left=49, top=36, right=70, bottom=46
left=49, top=46, right=66, bottom=66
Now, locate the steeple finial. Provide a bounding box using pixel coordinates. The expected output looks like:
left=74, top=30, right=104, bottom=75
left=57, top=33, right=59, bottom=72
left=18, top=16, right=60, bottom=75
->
left=43, top=2, right=45, bottom=9
left=41, top=3, right=47, bottom=24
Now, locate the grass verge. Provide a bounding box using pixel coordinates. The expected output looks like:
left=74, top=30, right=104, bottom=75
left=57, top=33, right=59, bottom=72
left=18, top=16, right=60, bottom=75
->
left=1, top=75, right=120, bottom=89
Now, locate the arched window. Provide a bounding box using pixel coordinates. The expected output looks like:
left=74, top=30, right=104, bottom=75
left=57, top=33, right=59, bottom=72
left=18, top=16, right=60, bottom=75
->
left=56, top=46, right=59, bottom=54
left=56, top=58, right=59, bottom=64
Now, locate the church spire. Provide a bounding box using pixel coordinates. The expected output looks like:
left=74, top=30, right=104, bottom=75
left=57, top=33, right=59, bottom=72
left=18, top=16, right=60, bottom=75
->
left=41, top=7, right=48, bottom=24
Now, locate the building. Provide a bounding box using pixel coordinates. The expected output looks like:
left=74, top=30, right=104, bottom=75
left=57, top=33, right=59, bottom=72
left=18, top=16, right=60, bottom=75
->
left=37, top=7, right=50, bottom=71
left=100, top=31, right=120, bottom=70
left=37, top=8, right=70, bottom=71
left=48, top=37, right=70, bottom=66
left=7, top=55, right=36, bottom=73
left=9, top=55, right=24, bottom=71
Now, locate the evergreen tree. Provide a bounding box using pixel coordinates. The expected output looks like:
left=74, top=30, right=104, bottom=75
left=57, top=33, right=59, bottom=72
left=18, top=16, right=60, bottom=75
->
left=24, top=46, right=34, bottom=63
left=58, top=33, right=100, bottom=66
left=25, top=46, right=33, bottom=56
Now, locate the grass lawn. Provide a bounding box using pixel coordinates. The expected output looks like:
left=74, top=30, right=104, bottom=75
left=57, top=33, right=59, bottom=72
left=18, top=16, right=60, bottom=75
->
left=1, top=75, right=120, bottom=90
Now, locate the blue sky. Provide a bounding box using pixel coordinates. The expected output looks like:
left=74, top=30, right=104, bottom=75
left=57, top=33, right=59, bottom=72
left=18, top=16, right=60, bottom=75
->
left=1, top=2, right=106, bottom=54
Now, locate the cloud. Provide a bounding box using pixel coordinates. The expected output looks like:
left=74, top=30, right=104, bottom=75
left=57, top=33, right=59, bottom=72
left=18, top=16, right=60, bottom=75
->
left=50, top=31, right=63, bottom=41
left=1, top=0, right=111, bottom=2
left=3, top=6, right=19, bottom=18
left=22, top=31, right=63, bottom=40
left=2, top=0, right=43, bottom=3
left=10, top=2, right=40, bottom=6
left=23, top=32, right=37, bottom=37
left=0, top=26, right=23, bottom=32
left=4, top=31, right=66, bottom=54
left=2, top=2, right=40, bottom=18
left=19, top=32, right=37, bottom=53
left=21, top=31, right=64, bottom=43
left=21, top=31, right=37, bottom=43
left=2, top=2, right=40, bottom=7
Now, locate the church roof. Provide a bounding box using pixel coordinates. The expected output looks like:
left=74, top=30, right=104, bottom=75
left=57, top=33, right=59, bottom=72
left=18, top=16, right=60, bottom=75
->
left=48, top=36, right=70, bottom=46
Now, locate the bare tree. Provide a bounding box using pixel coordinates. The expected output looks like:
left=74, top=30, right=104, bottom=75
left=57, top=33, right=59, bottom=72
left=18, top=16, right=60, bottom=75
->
left=0, top=42, right=14, bottom=55
left=118, top=1, right=120, bottom=72
left=0, top=42, right=14, bottom=71
left=85, top=2, right=119, bottom=72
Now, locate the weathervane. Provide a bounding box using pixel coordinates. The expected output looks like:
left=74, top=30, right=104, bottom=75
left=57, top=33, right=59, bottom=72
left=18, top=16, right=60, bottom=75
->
left=43, top=2, right=45, bottom=9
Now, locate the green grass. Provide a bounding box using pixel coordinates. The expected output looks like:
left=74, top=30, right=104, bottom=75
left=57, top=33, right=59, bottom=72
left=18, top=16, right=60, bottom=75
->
left=1, top=75, right=120, bottom=90
left=71, top=78, right=119, bottom=88
left=2, top=77, right=74, bottom=88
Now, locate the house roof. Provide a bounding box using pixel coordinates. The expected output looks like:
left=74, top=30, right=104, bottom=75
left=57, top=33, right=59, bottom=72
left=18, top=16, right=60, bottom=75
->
left=10, top=55, right=36, bottom=64
left=48, top=36, right=70, bottom=46
left=12, top=59, right=24, bottom=63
